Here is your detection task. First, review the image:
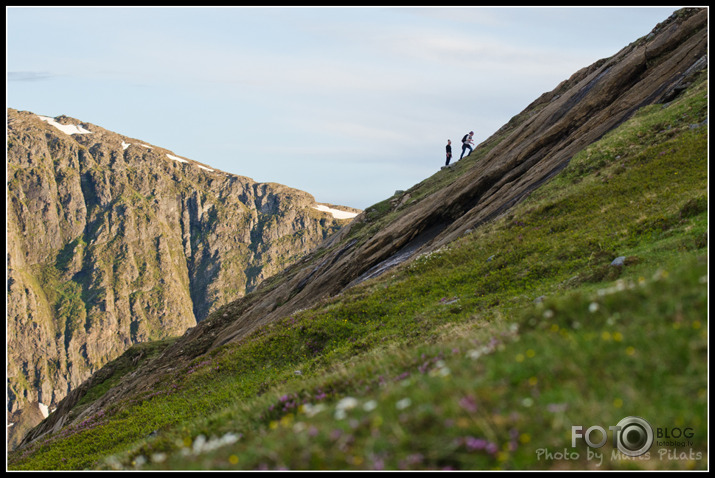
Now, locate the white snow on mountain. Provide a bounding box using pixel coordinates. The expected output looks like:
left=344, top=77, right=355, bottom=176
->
left=37, top=115, right=92, bottom=135
left=167, top=153, right=188, bottom=163
left=312, top=204, right=359, bottom=220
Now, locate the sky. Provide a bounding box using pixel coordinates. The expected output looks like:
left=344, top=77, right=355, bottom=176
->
left=6, top=6, right=680, bottom=210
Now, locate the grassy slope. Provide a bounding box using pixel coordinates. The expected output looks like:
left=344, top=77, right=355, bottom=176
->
left=8, top=74, right=708, bottom=471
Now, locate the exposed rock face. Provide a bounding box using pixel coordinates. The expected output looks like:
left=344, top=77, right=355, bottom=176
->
left=16, top=7, right=707, bottom=450
left=6, top=109, right=358, bottom=448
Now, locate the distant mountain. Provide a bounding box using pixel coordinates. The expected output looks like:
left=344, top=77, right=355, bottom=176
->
left=6, top=109, right=360, bottom=449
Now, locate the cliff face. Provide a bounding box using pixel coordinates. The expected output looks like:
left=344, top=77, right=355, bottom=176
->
left=6, top=109, right=359, bottom=448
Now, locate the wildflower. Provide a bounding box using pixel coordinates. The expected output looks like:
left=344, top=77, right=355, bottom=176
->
left=396, top=398, right=412, bottom=410
left=589, top=302, right=600, bottom=313
left=363, top=400, right=378, bottom=412
left=280, top=414, right=294, bottom=428
left=336, top=397, right=359, bottom=411
left=400, top=453, right=424, bottom=468
left=430, top=360, right=451, bottom=377
left=151, top=453, right=167, bottom=463
left=334, top=397, right=359, bottom=420
left=464, top=437, right=487, bottom=451
left=653, top=269, right=669, bottom=280
left=192, top=435, right=207, bottom=454
left=547, top=403, right=568, bottom=413
left=625, top=346, right=636, bottom=356
left=302, top=403, right=326, bottom=417
left=458, top=395, right=478, bottom=413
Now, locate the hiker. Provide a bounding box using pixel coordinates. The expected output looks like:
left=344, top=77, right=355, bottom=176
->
left=460, top=131, right=474, bottom=159
left=445, top=139, right=452, bottom=166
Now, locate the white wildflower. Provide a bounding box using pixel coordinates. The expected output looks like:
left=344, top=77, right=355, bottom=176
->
left=302, top=403, right=326, bottom=417
left=335, top=397, right=359, bottom=411
left=151, top=453, right=167, bottom=463
left=396, top=398, right=412, bottom=410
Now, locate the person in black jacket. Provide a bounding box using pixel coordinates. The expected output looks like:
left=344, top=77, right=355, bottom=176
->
left=460, top=131, right=474, bottom=159
left=445, top=139, right=452, bottom=166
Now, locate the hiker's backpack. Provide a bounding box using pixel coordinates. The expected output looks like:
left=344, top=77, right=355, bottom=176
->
left=462, top=134, right=469, bottom=144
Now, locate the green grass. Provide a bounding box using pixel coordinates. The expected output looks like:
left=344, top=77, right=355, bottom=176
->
left=7, top=75, right=708, bottom=471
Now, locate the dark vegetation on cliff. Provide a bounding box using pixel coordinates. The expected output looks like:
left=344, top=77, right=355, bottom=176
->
left=8, top=8, right=707, bottom=471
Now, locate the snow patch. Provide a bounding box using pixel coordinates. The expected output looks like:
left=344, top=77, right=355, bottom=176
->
left=122, top=141, right=131, bottom=150
left=37, top=115, right=92, bottom=135
left=167, top=153, right=188, bottom=163
left=312, top=204, right=359, bottom=220
left=38, top=402, right=49, bottom=418
left=196, top=164, right=214, bottom=172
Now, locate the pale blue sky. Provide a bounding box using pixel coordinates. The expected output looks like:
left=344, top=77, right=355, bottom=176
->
left=6, top=6, right=679, bottom=209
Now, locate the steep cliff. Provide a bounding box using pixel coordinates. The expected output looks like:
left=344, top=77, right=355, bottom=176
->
left=6, top=109, right=359, bottom=448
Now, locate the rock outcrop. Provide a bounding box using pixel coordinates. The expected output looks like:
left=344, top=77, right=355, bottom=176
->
left=6, top=109, right=358, bottom=449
